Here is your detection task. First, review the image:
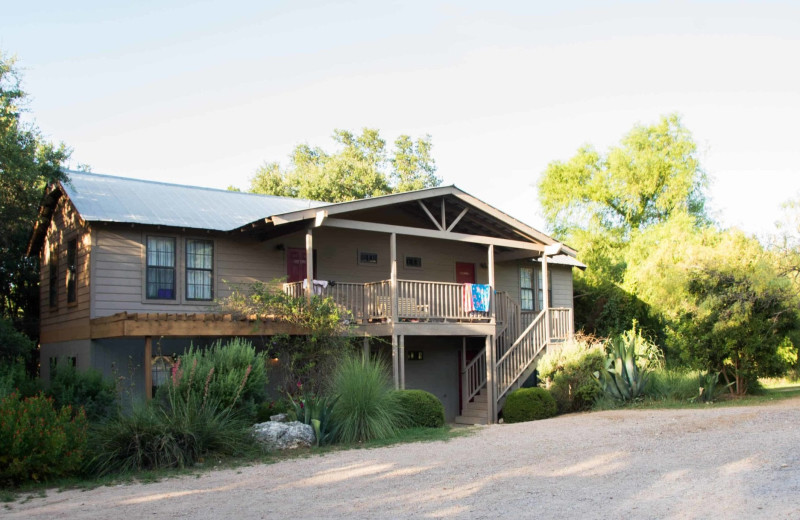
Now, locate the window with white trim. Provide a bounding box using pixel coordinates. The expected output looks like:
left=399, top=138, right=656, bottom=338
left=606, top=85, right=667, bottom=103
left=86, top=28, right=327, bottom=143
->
left=520, top=266, right=534, bottom=311
left=186, top=239, right=213, bottom=300
left=146, top=236, right=176, bottom=299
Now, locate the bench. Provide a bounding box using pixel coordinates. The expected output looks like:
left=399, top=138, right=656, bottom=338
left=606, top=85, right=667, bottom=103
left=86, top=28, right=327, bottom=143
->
left=372, top=296, right=430, bottom=321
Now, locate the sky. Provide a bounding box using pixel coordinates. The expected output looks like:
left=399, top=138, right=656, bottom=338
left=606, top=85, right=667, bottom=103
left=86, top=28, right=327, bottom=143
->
left=3, top=0, right=800, bottom=239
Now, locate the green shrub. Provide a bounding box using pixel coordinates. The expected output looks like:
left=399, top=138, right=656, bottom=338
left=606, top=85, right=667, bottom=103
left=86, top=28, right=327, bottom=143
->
left=0, top=317, right=36, bottom=364
left=503, top=387, right=557, bottom=423
left=646, top=368, right=703, bottom=401
left=289, top=388, right=339, bottom=446
left=90, top=383, right=252, bottom=475
left=158, top=338, right=269, bottom=422
left=0, top=392, right=88, bottom=485
left=393, top=390, right=445, bottom=428
left=537, top=335, right=605, bottom=414
left=0, top=361, right=39, bottom=399
left=329, top=354, right=404, bottom=443
left=48, top=362, right=116, bottom=421
left=256, top=398, right=292, bottom=423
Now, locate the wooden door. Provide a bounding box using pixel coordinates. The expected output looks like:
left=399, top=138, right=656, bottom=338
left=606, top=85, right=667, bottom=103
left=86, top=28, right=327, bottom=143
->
left=455, top=262, right=476, bottom=284
left=287, top=248, right=317, bottom=283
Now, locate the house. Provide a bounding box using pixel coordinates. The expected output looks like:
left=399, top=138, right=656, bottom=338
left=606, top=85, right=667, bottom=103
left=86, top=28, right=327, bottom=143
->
left=27, top=171, right=585, bottom=424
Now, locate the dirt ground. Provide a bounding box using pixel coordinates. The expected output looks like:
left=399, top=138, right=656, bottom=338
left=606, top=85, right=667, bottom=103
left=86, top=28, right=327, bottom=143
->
left=5, top=397, right=799, bottom=519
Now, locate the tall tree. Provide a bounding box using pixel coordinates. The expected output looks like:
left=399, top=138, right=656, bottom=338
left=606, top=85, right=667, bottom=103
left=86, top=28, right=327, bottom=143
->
left=0, top=53, right=71, bottom=343
left=248, top=128, right=440, bottom=202
left=539, top=114, right=708, bottom=239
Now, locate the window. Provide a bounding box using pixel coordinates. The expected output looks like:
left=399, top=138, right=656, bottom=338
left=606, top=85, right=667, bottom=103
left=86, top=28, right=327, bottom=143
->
left=146, top=237, right=176, bottom=299
left=66, top=238, right=77, bottom=304
left=359, top=251, right=378, bottom=265
left=520, top=266, right=534, bottom=311
left=49, top=246, right=58, bottom=309
left=537, top=267, right=553, bottom=311
left=405, top=256, right=423, bottom=269
left=186, top=239, right=213, bottom=300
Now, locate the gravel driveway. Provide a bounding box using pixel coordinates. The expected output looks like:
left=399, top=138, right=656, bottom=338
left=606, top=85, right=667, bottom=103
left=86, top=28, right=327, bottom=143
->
left=6, top=397, right=800, bottom=519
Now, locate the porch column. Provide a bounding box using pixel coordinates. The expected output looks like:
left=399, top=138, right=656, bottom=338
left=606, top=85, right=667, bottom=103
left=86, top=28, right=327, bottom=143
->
left=485, top=334, right=495, bottom=424
left=144, top=336, right=153, bottom=401
left=461, top=337, right=467, bottom=411
left=392, top=334, right=400, bottom=390
left=305, top=228, right=314, bottom=302
left=487, top=244, right=495, bottom=322
left=542, top=252, right=551, bottom=348
left=390, top=233, right=398, bottom=323
left=363, top=336, right=370, bottom=359
left=399, top=335, right=406, bottom=389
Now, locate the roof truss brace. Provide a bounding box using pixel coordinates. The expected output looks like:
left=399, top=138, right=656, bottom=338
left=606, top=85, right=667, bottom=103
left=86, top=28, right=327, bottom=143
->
left=417, top=200, right=444, bottom=231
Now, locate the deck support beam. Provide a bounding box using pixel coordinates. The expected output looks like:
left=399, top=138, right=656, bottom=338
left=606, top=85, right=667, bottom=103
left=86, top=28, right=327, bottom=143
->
left=144, top=336, right=153, bottom=401
left=390, top=233, right=398, bottom=323
left=399, top=335, right=405, bottom=390
left=392, top=334, right=399, bottom=390
left=305, top=228, right=313, bottom=303
left=485, top=334, right=495, bottom=424
left=542, top=252, right=551, bottom=350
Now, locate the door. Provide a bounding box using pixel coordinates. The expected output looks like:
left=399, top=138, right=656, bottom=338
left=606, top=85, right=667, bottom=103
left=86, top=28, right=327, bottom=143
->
left=287, top=248, right=317, bottom=283
left=455, top=262, right=476, bottom=284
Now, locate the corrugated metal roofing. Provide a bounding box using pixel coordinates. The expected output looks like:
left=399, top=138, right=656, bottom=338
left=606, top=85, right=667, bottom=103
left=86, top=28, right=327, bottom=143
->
left=61, top=171, right=327, bottom=231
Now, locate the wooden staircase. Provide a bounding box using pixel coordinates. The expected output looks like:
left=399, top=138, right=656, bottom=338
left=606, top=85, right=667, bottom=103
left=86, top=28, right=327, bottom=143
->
left=454, top=388, right=490, bottom=425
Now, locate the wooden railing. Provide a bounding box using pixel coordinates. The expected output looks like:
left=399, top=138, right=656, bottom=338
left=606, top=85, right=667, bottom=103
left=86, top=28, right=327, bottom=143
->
left=495, top=309, right=548, bottom=401
left=463, top=349, right=486, bottom=403
left=549, top=307, right=573, bottom=341
left=496, top=292, right=520, bottom=358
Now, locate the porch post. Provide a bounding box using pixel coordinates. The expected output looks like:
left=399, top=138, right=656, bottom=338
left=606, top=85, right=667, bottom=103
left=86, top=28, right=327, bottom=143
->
left=392, top=334, right=399, bottom=390
left=461, top=337, right=467, bottom=411
left=390, top=232, right=398, bottom=323
left=305, top=228, right=313, bottom=303
left=542, top=253, right=551, bottom=348
left=485, top=334, right=495, bottom=424
left=487, top=244, right=495, bottom=323
left=363, top=336, right=370, bottom=359
left=144, top=336, right=153, bottom=401
left=399, top=335, right=406, bottom=390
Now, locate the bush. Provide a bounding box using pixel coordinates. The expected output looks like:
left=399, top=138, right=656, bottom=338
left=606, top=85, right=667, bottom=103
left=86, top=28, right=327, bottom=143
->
left=256, top=398, right=292, bottom=423
left=0, top=392, right=88, bottom=485
left=537, top=335, right=605, bottom=414
left=158, top=338, right=269, bottom=422
left=48, top=362, right=116, bottom=422
left=0, top=317, right=36, bottom=364
left=646, top=368, right=703, bottom=401
left=503, top=387, right=557, bottom=423
left=90, top=384, right=253, bottom=475
left=289, top=389, right=338, bottom=446
left=329, top=354, right=404, bottom=443
left=595, top=324, right=657, bottom=401
left=393, top=390, right=445, bottom=428
left=0, top=361, right=39, bottom=399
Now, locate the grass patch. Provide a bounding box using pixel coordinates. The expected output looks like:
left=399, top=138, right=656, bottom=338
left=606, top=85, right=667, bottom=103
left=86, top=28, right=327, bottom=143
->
left=595, top=383, right=800, bottom=411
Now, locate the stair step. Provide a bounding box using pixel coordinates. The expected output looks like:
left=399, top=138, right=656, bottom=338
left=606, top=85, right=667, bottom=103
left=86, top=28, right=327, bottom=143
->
left=454, top=414, right=488, bottom=425
left=463, top=401, right=487, bottom=412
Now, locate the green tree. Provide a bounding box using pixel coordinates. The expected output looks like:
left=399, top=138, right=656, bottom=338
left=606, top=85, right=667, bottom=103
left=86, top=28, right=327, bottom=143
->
left=248, top=128, right=440, bottom=202
left=0, top=53, right=70, bottom=344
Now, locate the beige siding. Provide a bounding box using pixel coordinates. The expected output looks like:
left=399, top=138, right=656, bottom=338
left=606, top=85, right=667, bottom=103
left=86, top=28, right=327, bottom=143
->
left=90, top=224, right=574, bottom=317
left=40, top=198, right=91, bottom=342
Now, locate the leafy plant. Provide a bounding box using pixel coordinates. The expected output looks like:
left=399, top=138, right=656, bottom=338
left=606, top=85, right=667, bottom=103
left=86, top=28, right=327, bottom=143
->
left=537, top=334, right=605, bottom=413
left=289, top=386, right=339, bottom=446
left=393, top=390, right=445, bottom=428
left=0, top=360, right=39, bottom=399
left=0, top=392, right=88, bottom=485
left=48, top=362, right=116, bottom=421
left=328, top=354, right=405, bottom=443
left=503, top=387, right=557, bottom=423
left=692, top=371, right=730, bottom=403
left=594, top=326, right=655, bottom=401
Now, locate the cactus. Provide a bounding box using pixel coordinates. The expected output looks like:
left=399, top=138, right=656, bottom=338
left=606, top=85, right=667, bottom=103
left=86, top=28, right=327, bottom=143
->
left=594, top=333, right=649, bottom=401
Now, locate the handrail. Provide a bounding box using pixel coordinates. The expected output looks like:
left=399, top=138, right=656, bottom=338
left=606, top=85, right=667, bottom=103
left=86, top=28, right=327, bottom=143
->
left=463, top=349, right=486, bottom=403
left=495, top=308, right=548, bottom=401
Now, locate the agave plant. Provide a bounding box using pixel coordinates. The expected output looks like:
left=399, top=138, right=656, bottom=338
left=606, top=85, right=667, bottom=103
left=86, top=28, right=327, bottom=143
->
left=594, top=333, right=650, bottom=401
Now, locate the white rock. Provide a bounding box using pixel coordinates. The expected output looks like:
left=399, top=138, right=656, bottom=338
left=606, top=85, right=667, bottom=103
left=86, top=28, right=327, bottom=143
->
left=252, top=421, right=315, bottom=450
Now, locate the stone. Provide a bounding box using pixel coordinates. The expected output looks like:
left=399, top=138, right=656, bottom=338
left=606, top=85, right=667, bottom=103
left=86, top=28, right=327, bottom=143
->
left=270, top=413, right=288, bottom=423
left=252, top=421, right=315, bottom=450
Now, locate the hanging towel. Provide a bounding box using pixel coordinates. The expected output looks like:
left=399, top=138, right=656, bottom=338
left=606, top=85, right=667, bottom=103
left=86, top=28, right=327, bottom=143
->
left=302, top=279, right=329, bottom=295
left=471, top=284, right=491, bottom=312
left=462, top=283, right=475, bottom=312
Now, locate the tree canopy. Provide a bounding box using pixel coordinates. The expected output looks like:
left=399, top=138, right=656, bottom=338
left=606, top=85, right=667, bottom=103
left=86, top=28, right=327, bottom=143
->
left=0, top=52, right=70, bottom=343
left=539, top=114, right=708, bottom=239
left=248, top=128, right=440, bottom=202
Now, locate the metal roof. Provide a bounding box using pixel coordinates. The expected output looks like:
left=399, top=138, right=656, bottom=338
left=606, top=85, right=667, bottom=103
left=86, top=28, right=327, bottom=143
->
left=61, top=171, right=327, bottom=231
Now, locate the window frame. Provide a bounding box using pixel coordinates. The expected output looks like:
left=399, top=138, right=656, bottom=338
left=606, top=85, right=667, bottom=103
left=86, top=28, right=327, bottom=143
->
left=185, top=238, right=214, bottom=301
left=145, top=236, right=177, bottom=300
left=519, top=265, right=534, bottom=311
left=49, top=245, right=59, bottom=309
left=66, top=237, right=78, bottom=305
left=404, top=255, right=423, bottom=270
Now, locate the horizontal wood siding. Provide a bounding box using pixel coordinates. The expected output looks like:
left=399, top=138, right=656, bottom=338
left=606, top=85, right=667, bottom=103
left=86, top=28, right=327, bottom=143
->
left=40, top=198, right=91, bottom=342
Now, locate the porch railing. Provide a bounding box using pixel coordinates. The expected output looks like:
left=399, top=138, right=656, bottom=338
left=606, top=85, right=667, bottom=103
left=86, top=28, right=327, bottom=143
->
left=463, top=349, right=487, bottom=403
left=495, top=309, right=548, bottom=401
left=283, top=279, right=492, bottom=322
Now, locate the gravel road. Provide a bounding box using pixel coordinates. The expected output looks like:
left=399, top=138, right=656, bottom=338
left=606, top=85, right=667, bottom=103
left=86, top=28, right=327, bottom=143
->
left=5, top=397, right=799, bottom=519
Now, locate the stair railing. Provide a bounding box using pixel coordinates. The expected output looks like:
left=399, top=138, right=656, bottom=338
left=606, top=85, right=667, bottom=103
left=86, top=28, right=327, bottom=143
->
left=495, top=308, right=549, bottom=402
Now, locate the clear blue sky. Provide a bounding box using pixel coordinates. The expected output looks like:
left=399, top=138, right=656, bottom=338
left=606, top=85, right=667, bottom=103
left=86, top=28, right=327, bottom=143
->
left=4, top=1, right=800, bottom=238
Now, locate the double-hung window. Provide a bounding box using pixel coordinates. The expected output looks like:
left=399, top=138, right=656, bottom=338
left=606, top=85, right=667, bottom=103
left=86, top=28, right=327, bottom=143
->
left=520, top=266, right=534, bottom=311
left=66, top=238, right=78, bottom=304
left=537, top=267, right=553, bottom=311
left=49, top=246, right=58, bottom=309
left=186, top=239, right=213, bottom=301
left=146, top=237, right=176, bottom=299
